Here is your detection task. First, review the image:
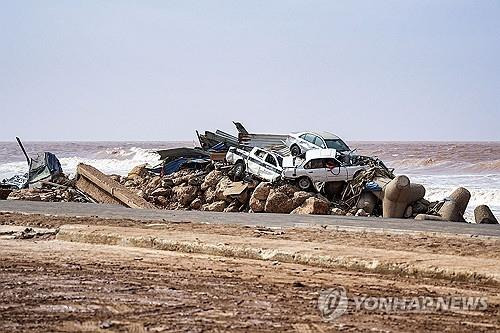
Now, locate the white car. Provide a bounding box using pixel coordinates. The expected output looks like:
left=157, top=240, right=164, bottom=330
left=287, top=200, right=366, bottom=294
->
left=225, top=146, right=283, bottom=182
left=282, top=149, right=366, bottom=190
left=284, top=131, right=351, bottom=156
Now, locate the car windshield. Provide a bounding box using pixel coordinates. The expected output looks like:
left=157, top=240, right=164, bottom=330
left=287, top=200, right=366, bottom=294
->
left=324, top=139, right=350, bottom=152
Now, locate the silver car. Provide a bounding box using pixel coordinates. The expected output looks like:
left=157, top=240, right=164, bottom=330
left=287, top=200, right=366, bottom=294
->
left=282, top=148, right=367, bottom=190
left=284, top=131, right=351, bottom=156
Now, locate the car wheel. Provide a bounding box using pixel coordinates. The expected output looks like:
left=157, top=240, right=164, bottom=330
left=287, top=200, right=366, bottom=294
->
left=232, top=162, right=246, bottom=181
left=290, top=145, right=301, bottom=156
left=297, top=176, right=312, bottom=191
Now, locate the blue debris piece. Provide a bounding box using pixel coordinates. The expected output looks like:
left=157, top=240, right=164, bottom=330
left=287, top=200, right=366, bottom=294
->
left=162, top=157, right=210, bottom=175
left=365, top=181, right=382, bottom=192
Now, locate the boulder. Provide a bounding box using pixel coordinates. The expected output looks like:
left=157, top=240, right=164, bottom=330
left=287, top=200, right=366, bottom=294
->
left=201, top=170, right=224, bottom=191
left=190, top=198, right=202, bottom=210
left=291, top=197, right=330, bottom=215
left=249, top=196, right=265, bottom=213
left=215, top=177, right=234, bottom=201
left=265, top=190, right=295, bottom=214
left=224, top=200, right=241, bottom=212
left=252, top=182, right=272, bottom=201
left=203, top=187, right=216, bottom=204
left=172, top=185, right=198, bottom=206
left=155, top=196, right=169, bottom=207
left=128, top=164, right=148, bottom=179
left=474, top=205, right=498, bottom=224
left=202, top=200, right=226, bottom=212
left=292, top=191, right=314, bottom=208
left=275, top=184, right=300, bottom=197
left=151, top=187, right=172, bottom=197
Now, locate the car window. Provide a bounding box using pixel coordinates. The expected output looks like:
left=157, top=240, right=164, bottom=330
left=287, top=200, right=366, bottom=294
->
left=299, top=134, right=307, bottom=140
left=304, top=134, right=315, bottom=143
left=265, top=154, right=277, bottom=166
left=324, top=158, right=339, bottom=168
left=313, top=136, right=325, bottom=148
left=324, top=139, right=350, bottom=152
left=254, top=149, right=266, bottom=159
left=276, top=155, right=283, bottom=167
left=304, top=159, right=324, bottom=169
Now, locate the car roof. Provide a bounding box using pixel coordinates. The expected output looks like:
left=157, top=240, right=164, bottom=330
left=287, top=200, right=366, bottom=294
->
left=305, top=148, right=337, bottom=160
left=294, top=131, right=340, bottom=140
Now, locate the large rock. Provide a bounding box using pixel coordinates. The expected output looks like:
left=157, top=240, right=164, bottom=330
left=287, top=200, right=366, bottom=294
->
left=128, top=164, right=148, bottom=179
left=474, top=205, right=498, bottom=224
left=291, top=197, right=330, bottom=215
left=151, top=187, right=172, bottom=197
left=215, top=177, right=234, bottom=201
left=249, top=196, right=265, bottom=213
left=190, top=198, right=202, bottom=210
left=203, top=187, right=216, bottom=204
left=172, top=185, right=198, bottom=206
left=252, top=182, right=272, bottom=201
left=201, top=170, right=224, bottom=191
left=292, top=191, right=314, bottom=208
left=224, top=200, right=241, bottom=212
left=264, top=190, right=295, bottom=214
left=202, top=200, right=226, bottom=212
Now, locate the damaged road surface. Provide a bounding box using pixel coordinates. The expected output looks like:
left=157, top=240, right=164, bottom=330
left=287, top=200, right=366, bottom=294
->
left=0, top=212, right=499, bottom=332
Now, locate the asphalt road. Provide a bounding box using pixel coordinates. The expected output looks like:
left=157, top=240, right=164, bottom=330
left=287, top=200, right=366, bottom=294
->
left=1, top=200, right=499, bottom=237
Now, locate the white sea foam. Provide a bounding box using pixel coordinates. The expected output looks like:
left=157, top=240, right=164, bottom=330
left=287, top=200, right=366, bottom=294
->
left=0, top=147, right=161, bottom=180
left=408, top=174, right=500, bottom=222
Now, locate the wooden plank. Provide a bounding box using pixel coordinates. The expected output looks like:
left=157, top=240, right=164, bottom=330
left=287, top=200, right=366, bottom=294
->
left=76, top=163, right=156, bottom=209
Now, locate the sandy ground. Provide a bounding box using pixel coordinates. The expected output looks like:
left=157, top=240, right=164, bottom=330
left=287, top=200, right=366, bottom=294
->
left=0, top=212, right=499, bottom=332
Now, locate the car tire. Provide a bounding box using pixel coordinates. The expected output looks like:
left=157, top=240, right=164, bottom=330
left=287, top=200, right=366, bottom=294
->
left=232, top=162, right=246, bottom=181
left=297, top=176, right=312, bottom=191
left=290, top=145, right=301, bottom=156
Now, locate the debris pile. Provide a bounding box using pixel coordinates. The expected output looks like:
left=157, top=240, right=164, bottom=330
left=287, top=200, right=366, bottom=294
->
left=2, top=125, right=498, bottom=224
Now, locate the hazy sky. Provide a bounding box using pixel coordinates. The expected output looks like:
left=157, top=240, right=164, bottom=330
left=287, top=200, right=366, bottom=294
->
left=1, top=1, right=499, bottom=141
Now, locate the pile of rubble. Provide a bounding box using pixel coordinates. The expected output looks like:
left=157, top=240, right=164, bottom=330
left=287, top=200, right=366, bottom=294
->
left=119, top=164, right=332, bottom=214
left=6, top=174, right=92, bottom=203
left=2, top=127, right=498, bottom=224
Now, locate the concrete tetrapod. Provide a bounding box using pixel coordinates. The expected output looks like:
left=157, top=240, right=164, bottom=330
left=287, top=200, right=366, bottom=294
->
left=474, top=205, right=498, bottom=224
left=380, top=175, right=426, bottom=218
left=438, top=187, right=471, bottom=222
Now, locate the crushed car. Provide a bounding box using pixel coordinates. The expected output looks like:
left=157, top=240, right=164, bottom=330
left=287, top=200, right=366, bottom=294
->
left=284, top=131, right=351, bottom=156
left=225, top=146, right=283, bottom=182
left=282, top=148, right=367, bottom=190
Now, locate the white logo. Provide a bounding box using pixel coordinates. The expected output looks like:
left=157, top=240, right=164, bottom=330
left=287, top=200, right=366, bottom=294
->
left=317, top=287, right=348, bottom=321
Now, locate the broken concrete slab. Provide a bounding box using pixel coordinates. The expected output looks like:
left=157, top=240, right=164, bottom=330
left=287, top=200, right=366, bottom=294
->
left=76, top=164, right=155, bottom=209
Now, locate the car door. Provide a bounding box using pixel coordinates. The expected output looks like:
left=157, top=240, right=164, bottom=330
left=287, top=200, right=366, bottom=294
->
left=313, top=136, right=326, bottom=149
left=301, top=133, right=318, bottom=150
left=325, top=158, right=348, bottom=182
left=261, top=153, right=281, bottom=181
left=248, top=149, right=266, bottom=176
left=303, top=158, right=328, bottom=182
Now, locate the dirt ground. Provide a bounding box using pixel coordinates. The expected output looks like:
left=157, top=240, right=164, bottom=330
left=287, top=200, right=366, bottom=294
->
left=0, top=213, right=499, bottom=332
left=1, top=212, right=499, bottom=259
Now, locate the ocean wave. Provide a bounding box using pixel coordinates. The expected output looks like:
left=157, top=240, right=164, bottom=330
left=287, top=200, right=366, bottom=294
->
left=387, top=157, right=500, bottom=174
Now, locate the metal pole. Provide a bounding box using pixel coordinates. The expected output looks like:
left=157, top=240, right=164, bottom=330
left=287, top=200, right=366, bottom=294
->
left=15, top=137, right=30, bottom=165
